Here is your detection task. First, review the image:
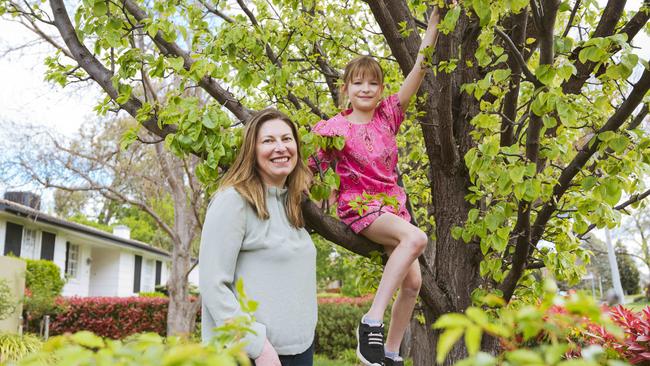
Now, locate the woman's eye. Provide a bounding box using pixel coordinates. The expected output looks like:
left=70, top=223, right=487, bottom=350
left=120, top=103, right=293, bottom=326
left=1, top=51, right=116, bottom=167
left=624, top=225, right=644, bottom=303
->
left=283, top=137, right=293, bottom=142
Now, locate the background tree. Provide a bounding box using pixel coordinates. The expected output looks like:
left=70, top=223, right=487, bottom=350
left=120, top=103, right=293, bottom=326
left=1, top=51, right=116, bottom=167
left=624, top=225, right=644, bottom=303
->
left=616, top=242, right=641, bottom=295
left=1, top=0, right=649, bottom=363
left=0, top=117, right=207, bottom=335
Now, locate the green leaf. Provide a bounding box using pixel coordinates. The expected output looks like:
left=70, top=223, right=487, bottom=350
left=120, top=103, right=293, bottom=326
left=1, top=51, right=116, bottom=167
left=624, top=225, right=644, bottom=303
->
left=472, top=0, right=492, bottom=27
left=505, top=349, right=545, bottom=365
left=492, top=69, right=511, bottom=83
left=509, top=166, right=525, bottom=183
left=465, top=325, right=482, bottom=356
left=535, top=64, right=555, bottom=85
left=436, top=327, right=464, bottom=364
left=92, top=0, right=107, bottom=16
left=168, top=57, right=185, bottom=72
left=433, top=313, right=473, bottom=329
left=438, top=6, right=461, bottom=35
left=608, top=135, right=629, bottom=153
left=71, top=331, right=105, bottom=348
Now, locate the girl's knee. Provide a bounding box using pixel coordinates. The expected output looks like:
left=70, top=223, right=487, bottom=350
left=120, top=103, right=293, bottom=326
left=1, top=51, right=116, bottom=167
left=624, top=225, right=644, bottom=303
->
left=405, top=229, right=427, bottom=255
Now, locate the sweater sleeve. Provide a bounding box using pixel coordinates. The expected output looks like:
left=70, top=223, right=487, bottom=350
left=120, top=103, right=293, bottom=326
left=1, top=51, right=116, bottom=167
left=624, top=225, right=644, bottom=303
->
left=199, top=188, right=267, bottom=358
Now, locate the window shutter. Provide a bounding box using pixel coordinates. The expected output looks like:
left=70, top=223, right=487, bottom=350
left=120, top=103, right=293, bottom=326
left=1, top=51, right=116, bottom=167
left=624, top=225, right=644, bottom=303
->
left=133, top=255, right=142, bottom=293
left=40, top=232, right=56, bottom=261
left=155, top=260, right=162, bottom=286
left=3, top=222, right=23, bottom=256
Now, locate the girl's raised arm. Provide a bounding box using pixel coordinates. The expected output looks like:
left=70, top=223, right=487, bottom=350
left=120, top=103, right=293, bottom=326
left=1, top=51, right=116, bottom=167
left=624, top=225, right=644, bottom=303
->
left=398, top=6, right=441, bottom=109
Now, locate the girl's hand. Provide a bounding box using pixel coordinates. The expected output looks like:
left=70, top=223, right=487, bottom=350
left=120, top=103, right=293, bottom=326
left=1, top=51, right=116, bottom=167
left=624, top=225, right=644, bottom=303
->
left=255, top=339, right=281, bottom=366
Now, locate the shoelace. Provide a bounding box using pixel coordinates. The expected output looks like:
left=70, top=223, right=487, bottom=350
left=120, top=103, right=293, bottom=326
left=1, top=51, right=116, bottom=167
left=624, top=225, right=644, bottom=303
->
left=366, top=331, right=383, bottom=346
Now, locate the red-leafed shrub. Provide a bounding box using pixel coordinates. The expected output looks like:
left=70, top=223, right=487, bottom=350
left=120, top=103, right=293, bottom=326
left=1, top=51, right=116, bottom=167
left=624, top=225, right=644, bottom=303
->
left=602, top=305, right=650, bottom=364
left=50, top=297, right=169, bottom=338
left=317, top=294, right=373, bottom=305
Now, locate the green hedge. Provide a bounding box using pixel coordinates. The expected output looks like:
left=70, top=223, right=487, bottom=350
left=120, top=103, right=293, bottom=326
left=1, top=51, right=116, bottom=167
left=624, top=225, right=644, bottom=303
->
left=315, top=297, right=389, bottom=357
left=23, top=259, right=66, bottom=331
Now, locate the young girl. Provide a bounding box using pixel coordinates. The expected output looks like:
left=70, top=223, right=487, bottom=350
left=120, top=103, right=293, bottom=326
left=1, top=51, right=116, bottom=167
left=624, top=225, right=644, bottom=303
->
left=310, top=7, right=442, bottom=366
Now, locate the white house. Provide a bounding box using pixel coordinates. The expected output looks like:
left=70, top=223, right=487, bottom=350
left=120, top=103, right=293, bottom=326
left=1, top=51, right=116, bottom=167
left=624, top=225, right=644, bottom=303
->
left=0, top=192, right=173, bottom=297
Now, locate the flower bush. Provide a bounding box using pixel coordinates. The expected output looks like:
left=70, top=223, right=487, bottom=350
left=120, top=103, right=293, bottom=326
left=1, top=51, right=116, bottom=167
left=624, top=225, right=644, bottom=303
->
left=50, top=297, right=169, bottom=338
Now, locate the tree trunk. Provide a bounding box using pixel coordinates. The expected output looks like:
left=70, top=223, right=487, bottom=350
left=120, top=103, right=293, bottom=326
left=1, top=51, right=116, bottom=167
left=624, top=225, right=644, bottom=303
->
left=167, top=244, right=193, bottom=336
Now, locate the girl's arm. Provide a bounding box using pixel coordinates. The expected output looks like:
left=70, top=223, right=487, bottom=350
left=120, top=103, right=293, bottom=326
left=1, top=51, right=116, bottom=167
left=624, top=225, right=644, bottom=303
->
left=398, top=6, right=441, bottom=109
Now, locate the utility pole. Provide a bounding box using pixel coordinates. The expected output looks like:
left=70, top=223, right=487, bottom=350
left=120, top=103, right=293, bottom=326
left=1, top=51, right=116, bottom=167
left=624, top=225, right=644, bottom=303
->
left=605, top=228, right=626, bottom=304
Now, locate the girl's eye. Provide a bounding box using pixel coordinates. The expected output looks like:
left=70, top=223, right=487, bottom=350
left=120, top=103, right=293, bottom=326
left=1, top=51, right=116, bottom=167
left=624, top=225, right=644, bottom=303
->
left=283, top=137, right=293, bottom=142
left=262, top=139, right=273, bottom=144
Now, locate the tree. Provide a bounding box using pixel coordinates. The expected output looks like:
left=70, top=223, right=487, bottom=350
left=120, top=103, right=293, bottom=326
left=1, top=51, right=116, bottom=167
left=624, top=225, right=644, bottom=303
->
left=616, top=242, right=641, bottom=295
left=617, top=204, right=650, bottom=273
left=1, top=0, right=649, bottom=363
left=1, top=118, right=206, bottom=336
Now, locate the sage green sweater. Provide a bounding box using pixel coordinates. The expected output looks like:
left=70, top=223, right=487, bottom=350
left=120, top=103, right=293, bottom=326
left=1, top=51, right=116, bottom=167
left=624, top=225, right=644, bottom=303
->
left=199, top=186, right=317, bottom=358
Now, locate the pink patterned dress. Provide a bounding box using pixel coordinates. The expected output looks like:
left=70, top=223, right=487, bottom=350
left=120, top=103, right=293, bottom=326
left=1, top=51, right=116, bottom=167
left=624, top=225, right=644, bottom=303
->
left=310, top=94, right=411, bottom=233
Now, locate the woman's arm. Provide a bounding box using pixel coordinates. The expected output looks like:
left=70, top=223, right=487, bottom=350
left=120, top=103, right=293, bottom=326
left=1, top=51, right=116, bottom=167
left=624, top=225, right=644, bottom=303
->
left=199, top=188, right=267, bottom=359
left=398, top=6, right=441, bottom=109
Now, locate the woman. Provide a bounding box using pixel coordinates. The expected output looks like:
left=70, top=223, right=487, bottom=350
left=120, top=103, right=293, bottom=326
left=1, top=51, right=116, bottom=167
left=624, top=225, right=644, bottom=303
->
left=199, top=108, right=316, bottom=366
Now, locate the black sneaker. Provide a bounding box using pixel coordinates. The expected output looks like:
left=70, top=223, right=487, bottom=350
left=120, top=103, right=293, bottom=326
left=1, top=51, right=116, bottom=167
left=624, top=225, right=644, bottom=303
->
left=384, top=357, right=404, bottom=366
left=356, top=321, right=385, bottom=366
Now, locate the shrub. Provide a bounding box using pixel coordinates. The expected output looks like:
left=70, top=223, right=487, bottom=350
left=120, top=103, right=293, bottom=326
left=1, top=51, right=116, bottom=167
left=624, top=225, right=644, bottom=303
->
left=23, top=259, right=66, bottom=331
left=315, top=295, right=385, bottom=357
left=433, top=280, right=624, bottom=365
left=579, top=305, right=650, bottom=364
left=138, top=291, right=168, bottom=298
left=50, top=297, right=168, bottom=338
left=16, top=331, right=248, bottom=366
left=0, top=333, right=42, bottom=363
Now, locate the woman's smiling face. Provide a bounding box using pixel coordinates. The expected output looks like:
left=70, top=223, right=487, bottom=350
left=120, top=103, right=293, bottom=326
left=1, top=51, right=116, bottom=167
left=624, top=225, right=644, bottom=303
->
left=255, top=118, right=298, bottom=188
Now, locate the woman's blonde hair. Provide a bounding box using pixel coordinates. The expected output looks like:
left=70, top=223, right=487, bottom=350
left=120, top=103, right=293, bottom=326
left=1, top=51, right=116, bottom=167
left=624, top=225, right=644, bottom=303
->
left=338, top=55, right=385, bottom=109
left=219, top=108, right=311, bottom=228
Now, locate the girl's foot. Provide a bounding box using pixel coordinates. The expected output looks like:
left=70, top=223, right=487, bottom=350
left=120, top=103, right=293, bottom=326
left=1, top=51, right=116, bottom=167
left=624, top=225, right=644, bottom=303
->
left=356, top=320, right=385, bottom=366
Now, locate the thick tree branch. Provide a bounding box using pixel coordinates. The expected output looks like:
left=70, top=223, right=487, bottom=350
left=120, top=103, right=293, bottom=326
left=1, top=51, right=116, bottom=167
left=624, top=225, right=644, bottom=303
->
left=121, top=0, right=253, bottom=122
left=533, top=67, right=650, bottom=247
left=562, top=0, right=639, bottom=94
left=364, top=0, right=415, bottom=74
left=494, top=27, right=541, bottom=88
left=562, top=0, right=582, bottom=37
left=49, top=0, right=176, bottom=138
left=500, top=11, right=528, bottom=147
left=578, top=188, right=650, bottom=238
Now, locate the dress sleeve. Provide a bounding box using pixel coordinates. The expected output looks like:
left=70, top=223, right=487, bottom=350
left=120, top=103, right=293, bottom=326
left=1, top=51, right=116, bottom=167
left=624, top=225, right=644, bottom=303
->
left=379, top=94, right=405, bottom=134
left=308, top=119, right=341, bottom=173
left=199, top=188, right=267, bottom=359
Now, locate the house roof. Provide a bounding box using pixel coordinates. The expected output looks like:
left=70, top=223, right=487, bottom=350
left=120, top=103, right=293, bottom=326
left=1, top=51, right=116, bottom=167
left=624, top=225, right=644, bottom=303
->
left=0, top=198, right=171, bottom=258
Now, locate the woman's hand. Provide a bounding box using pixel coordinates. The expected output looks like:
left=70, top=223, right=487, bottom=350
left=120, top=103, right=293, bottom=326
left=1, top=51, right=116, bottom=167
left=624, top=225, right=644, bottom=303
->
left=255, top=339, right=281, bottom=366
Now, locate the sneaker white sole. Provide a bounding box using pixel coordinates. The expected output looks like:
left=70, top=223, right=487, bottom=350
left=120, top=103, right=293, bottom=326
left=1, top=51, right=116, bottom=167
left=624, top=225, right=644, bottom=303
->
left=356, top=325, right=383, bottom=366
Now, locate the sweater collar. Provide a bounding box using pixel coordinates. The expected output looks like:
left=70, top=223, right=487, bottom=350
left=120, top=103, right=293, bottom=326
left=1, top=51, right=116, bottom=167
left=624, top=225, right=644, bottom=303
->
left=266, top=185, right=288, bottom=198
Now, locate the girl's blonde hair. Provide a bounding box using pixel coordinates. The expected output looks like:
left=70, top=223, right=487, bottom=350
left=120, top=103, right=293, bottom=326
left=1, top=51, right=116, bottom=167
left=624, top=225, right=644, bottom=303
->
left=219, top=108, right=311, bottom=228
left=338, top=55, right=385, bottom=109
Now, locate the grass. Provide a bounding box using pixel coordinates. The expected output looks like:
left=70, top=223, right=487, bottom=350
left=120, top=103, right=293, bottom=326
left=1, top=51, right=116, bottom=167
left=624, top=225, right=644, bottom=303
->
left=314, top=354, right=359, bottom=366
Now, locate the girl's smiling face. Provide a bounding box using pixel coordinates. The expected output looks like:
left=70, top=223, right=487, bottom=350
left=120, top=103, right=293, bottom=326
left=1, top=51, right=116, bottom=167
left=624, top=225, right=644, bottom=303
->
left=344, top=74, right=384, bottom=113
left=255, top=119, right=298, bottom=188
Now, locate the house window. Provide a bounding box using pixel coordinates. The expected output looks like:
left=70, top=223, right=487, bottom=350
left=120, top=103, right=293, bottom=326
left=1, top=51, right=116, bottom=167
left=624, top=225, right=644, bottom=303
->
left=142, top=259, right=155, bottom=292
left=3, top=222, right=22, bottom=256
left=65, top=243, right=80, bottom=279
left=22, top=228, right=38, bottom=259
